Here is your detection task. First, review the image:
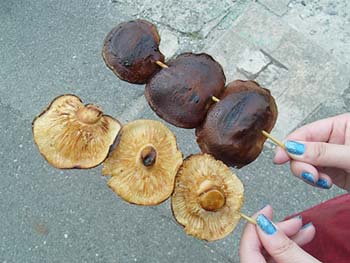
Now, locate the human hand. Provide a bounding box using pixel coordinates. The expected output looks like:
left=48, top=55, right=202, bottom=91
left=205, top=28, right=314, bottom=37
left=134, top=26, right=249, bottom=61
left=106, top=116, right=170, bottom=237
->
left=239, top=205, right=320, bottom=263
left=274, top=113, right=350, bottom=191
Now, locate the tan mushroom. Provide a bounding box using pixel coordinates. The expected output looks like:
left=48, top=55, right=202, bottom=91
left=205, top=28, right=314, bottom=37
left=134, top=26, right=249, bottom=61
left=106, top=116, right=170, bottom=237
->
left=171, top=154, right=244, bottom=241
left=32, top=94, right=121, bottom=169
left=102, top=119, right=183, bottom=205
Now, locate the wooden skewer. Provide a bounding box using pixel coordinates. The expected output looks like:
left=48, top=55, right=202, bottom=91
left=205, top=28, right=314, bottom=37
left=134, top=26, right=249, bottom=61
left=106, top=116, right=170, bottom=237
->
left=238, top=212, right=256, bottom=225
left=156, top=60, right=169, bottom=68
left=211, top=96, right=220, bottom=102
left=261, top=130, right=285, bottom=149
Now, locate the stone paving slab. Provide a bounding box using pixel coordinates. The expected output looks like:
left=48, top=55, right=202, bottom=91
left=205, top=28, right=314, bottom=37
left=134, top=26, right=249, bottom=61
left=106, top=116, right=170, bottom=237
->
left=257, top=0, right=291, bottom=16
left=283, top=0, right=350, bottom=66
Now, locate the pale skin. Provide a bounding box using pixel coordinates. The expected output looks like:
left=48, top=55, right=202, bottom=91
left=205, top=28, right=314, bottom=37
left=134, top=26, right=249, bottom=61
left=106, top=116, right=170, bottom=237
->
left=240, top=113, right=350, bottom=262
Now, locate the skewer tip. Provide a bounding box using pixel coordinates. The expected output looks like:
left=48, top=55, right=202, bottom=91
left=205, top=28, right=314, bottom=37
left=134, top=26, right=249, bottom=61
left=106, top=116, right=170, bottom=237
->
left=211, top=96, right=220, bottom=102
left=156, top=60, right=169, bottom=68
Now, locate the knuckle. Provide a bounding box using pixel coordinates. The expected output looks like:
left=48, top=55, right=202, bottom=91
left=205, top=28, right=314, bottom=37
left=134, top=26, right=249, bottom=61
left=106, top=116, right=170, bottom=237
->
left=270, top=239, right=296, bottom=258
left=306, top=142, right=327, bottom=165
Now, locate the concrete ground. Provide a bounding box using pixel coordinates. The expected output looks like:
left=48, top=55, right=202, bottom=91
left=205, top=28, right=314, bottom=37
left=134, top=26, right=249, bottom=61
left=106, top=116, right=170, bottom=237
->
left=0, top=0, right=349, bottom=262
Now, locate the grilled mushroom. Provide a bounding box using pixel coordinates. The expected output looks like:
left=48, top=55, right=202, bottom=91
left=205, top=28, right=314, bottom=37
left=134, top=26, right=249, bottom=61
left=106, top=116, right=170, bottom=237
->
left=32, top=94, right=121, bottom=169
left=102, top=119, right=183, bottom=205
left=171, top=154, right=244, bottom=241
left=102, top=19, right=165, bottom=84
left=145, top=53, right=226, bottom=128
left=196, top=80, right=278, bottom=168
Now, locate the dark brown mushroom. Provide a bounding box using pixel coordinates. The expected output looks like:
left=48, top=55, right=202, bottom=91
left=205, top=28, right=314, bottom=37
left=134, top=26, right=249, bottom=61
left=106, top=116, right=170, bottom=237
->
left=145, top=52, right=226, bottom=128
left=102, top=19, right=165, bottom=84
left=195, top=80, right=278, bottom=168
left=32, top=94, right=122, bottom=169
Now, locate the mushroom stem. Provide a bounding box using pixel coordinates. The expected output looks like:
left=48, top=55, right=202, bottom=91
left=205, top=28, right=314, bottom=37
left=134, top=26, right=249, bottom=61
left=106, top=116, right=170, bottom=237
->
left=211, top=96, right=220, bottom=102
left=198, top=180, right=226, bottom=211
left=238, top=212, right=257, bottom=225
left=199, top=189, right=226, bottom=211
left=76, top=105, right=103, bottom=124
left=156, top=60, right=169, bottom=68
left=261, top=130, right=285, bottom=149
left=140, top=145, right=157, bottom=167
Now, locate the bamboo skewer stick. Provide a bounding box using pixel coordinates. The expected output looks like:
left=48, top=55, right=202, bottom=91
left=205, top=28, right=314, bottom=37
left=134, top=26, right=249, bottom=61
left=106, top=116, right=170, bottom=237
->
left=261, top=130, right=285, bottom=149
left=211, top=96, right=220, bottom=102
left=238, top=212, right=256, bottom=225
left=156, top=60, right=169, bottom=68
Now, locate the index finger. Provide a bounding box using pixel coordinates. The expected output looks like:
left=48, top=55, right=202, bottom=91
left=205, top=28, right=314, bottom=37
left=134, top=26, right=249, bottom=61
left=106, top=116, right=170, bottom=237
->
left=239, top=205, right=272, bottom=263
left=274, top=114, right=349, bottom=164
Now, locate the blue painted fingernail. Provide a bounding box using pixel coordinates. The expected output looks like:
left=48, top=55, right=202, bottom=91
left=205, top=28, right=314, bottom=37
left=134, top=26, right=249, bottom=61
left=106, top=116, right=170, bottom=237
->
left=302, top=222, right=313, bottom=229
left=257, top=214, right=276, bottom=235
left=316, top=178, right=331, bottom=189
left=301, top=172, right=315, bottom=183
left=284, top=140, right=305, bottom=155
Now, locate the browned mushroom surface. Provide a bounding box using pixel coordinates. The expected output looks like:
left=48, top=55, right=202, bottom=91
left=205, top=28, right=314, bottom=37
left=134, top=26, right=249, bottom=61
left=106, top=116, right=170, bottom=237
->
left=196, top=80, right=278, bottom=168
left=102, top=19, right=165, bottom=84
left=171, top=154, right=244, bottom=241
left=145, top=53, right=226, bottom=128
left=32, top=94, right=121, bottom=169
left=102, top=119, right=183, bottom=205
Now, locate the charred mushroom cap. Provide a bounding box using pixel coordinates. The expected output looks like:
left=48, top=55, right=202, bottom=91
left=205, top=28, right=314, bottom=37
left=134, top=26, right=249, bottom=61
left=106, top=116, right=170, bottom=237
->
left=145, top=53, right=226, bottom=128
left=171, top=154, right=244, bottom=241
left=32, top=94, right=122, bottom=169
left=102, top=119, right=183, bottom=205
left=195, top=80, right=278, bottom=168
left=102, top=19, right=165, bottom=84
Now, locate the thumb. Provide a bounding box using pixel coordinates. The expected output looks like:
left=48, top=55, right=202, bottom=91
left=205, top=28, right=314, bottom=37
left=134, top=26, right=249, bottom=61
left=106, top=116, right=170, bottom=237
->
left=284, top=140, right=350, bottom=170
left=256, top=214, right=320, bottom=263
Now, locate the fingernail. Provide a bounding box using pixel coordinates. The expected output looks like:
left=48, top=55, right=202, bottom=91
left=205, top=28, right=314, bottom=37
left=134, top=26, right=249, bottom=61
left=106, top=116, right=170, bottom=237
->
left=302, top=222, right=313, bottom=229
left=284, top=140, right=305, bottom=155
left=316, top=178, right=331, bottom=189
left=301, top=172, right=316, bottom=184
left=257, top=214, right=277, bottom=235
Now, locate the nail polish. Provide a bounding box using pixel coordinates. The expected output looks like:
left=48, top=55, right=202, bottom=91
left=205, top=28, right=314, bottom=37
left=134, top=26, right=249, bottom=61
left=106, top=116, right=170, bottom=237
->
left=316, top=178, right=331, bottom=189
left=284, top=140, right=305, bottom=155
left=257, top=214, right=276, bottom=235
left=301, top=172, right=315, bottom=184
